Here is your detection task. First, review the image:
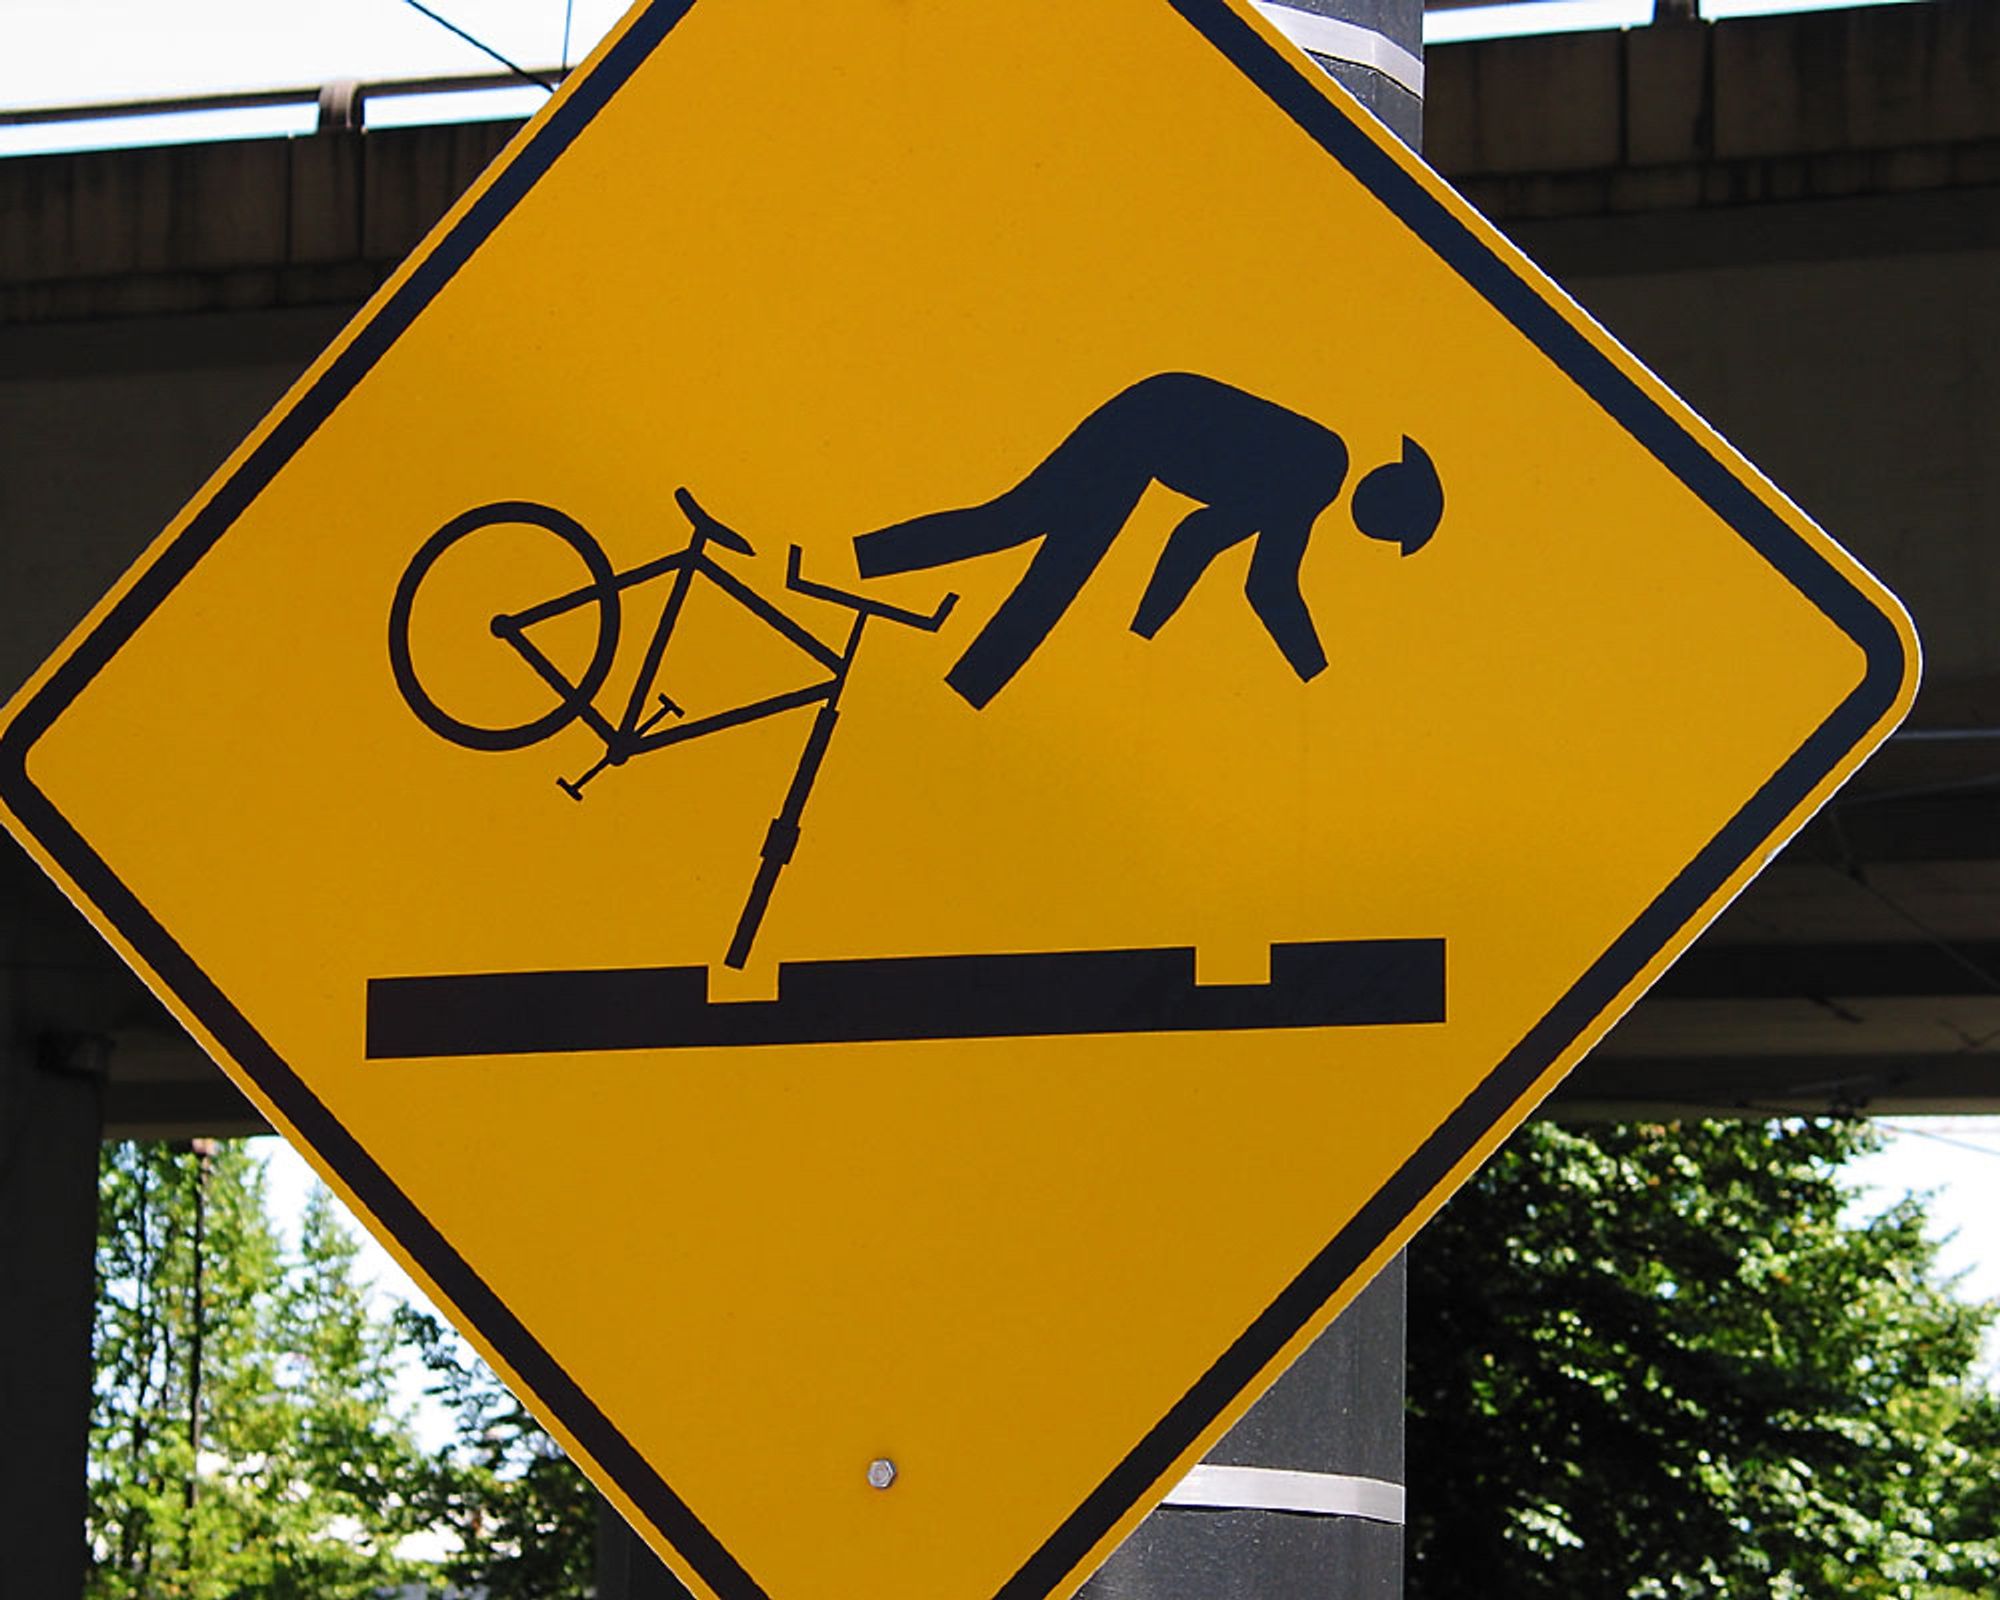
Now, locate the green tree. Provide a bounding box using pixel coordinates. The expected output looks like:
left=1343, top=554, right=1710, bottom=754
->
left=88, top=1141, right=436, bottom=1599
left=395, top=1305, right=598, bottom=1600
left=1406, top=1118, right=2000, bottom=1599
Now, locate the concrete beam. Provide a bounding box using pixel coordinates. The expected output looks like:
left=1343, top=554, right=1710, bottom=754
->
left=1710, top=0, right=2000, bottom=163
left=1428, top=0, right=2000, bottom=223
left=0, top=123, right=510, bottom=323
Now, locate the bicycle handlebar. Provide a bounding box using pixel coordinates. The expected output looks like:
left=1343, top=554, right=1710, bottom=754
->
left=785, top=546, right=957, bottom=632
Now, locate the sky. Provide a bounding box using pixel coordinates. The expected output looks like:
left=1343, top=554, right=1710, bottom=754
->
left=0, top=1, right=626, bottom=109
left=1847, top=1121, right=2000, bottom=1376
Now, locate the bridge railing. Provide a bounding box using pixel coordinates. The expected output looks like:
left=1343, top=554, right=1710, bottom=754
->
left=0, top=69, right=563, bottom=160
left=0, top=0, right=1937, bottom=160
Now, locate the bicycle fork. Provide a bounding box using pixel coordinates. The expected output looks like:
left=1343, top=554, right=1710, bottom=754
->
left=724, top=610, right=869, bottom=970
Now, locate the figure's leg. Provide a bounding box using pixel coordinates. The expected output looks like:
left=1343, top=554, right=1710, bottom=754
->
left=1244, top=519, right=1328, bottom=681
left=1129, top=504, right=1255, bottom=640
left=945, top=474, right=1153, bottom=707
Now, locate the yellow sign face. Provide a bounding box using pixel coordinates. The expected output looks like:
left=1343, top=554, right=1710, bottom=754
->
left=0, top=3, right=1915, bottom=1598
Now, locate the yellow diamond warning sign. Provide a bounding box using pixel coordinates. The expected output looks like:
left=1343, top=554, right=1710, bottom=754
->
left=0, top=3, right=1916, bottom=1599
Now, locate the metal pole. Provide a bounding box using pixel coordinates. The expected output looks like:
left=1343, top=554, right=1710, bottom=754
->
left=1085, top=6, right=1420, bottom=1596
left=183, top=1137, right=217, bottom=1553
left=597, top=1500, right=695, bottom=1599
left=1083, top=1259, right=1407, bottom=1600
left=1262, top=0, right=1424, bottom=148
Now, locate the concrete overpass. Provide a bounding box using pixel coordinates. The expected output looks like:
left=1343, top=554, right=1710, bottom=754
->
left=5, top=0, right=1997, bottom=1133
left=1428, top=0, right=2000, bottom=1117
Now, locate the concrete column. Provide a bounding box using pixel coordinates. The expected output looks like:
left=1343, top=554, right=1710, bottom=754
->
left=0, top=1027, right=105, bottom=1597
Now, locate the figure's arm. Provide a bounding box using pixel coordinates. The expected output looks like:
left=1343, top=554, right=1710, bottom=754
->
left=1130, top=505, right=1255, bottom=640
left=1244, top=521, right=1328, bottom=682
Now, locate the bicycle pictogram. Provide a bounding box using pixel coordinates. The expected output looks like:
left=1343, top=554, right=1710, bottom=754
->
left=388, top=487, right=956, bottom=970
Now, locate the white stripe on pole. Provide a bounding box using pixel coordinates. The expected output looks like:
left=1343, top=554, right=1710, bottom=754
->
left=1251, top=3, right=1427, bottom=95
left=1163, top=1464, right=1409, bottom=1525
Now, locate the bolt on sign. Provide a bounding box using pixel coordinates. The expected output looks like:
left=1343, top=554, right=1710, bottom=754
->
left=0, top=2, right=1915, bottom=1598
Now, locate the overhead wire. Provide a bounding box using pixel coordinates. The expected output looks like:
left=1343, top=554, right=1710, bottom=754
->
left=1558, top=831, right=2000, bottom=1125
left=1830, top=859, right=2000, bottom=1000
left=1551, top=1086, right=2000, bottom=1162
left=1747, top=1103, right=2000, bottom=1161
left=1872, top=1120, right=2000, bottom=1162
left=1795, top=799, right=2000, bottom=1037
left=1818, top=853, right=2000, bottom=1054
left=1694, top=1102, right=2000, bottom=1166
left=1584, top=823, right=2000, bottom=1122
left=395, top=0, right=557, bottom=92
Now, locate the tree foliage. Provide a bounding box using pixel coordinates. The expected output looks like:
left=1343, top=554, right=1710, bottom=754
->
left=394, top=1304, right=598, bottom=1600
left=1406, top=1118, right=2000, bottom=1599
left=88, top=1142, right=432, bottom=1599
left=89, top=1119, right=2000, bottom=1598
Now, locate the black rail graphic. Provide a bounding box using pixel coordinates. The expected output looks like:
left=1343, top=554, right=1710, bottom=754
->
left=365, top=938, right=1446, bottom=1058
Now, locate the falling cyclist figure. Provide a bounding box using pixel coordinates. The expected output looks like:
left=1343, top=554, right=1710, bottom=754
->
left=389, top=372, right=1438, bottom=970
left=852, top=371, right=1443, bottom=707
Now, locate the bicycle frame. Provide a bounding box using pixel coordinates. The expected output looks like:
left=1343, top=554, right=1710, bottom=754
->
left=479, top=489, right=955, bottom=966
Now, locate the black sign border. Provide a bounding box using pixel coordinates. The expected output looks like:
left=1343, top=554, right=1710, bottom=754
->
left=0, top=3, right=1912, bottom=1598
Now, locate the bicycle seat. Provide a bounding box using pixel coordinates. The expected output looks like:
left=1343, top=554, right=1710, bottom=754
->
left=674, top=486, right=755, bottom=556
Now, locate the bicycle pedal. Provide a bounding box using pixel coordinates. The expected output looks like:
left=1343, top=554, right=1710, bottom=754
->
left=657, top=693, right=686, bottom=718
left=556, top=777, right=586, bottom=802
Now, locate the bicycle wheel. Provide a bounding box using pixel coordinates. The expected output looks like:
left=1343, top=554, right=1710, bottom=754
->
left=388, top=501, right=621, bottom=752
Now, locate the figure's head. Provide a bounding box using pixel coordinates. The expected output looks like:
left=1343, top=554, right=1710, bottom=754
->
left=1351, top=437, right=1442, bottom=556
